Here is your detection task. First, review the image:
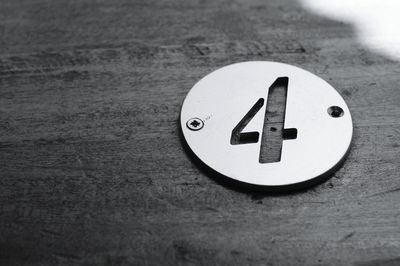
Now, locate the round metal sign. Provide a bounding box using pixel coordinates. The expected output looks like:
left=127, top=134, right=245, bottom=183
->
left=180, top=61, right=353, bottom=190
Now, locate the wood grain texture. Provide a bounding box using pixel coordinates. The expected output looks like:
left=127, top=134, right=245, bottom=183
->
left=1, top=0, right=400, bottom=265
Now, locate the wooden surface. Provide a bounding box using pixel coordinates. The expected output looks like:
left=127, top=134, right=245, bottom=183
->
left=2, top=0, right=400, bottom=265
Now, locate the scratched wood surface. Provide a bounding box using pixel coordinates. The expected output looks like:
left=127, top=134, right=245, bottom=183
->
left=1, top=0, right=400, bottom=265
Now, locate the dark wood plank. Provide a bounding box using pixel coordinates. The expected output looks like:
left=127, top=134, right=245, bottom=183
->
left=1, top=0, right=400, bottom=265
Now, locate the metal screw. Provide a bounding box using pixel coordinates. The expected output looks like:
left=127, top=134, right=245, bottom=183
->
left=186, top=118, right=204, bottom=131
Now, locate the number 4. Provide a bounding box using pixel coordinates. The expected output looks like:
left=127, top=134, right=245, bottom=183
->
left=230, top=77, right=297, bottom=163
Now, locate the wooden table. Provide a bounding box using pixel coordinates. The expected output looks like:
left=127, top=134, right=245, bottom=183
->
left=1, top=0, right=400, bottom=265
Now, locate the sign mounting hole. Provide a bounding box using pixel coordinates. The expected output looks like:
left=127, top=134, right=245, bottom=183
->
left=328, top=106, right=344, bottom=118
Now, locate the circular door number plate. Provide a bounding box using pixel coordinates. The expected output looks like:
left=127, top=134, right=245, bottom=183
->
left=180, top=62, right=353, bottom=190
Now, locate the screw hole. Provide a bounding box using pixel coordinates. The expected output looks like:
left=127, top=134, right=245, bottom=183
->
left=328, top=106, right=344, bottom=118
